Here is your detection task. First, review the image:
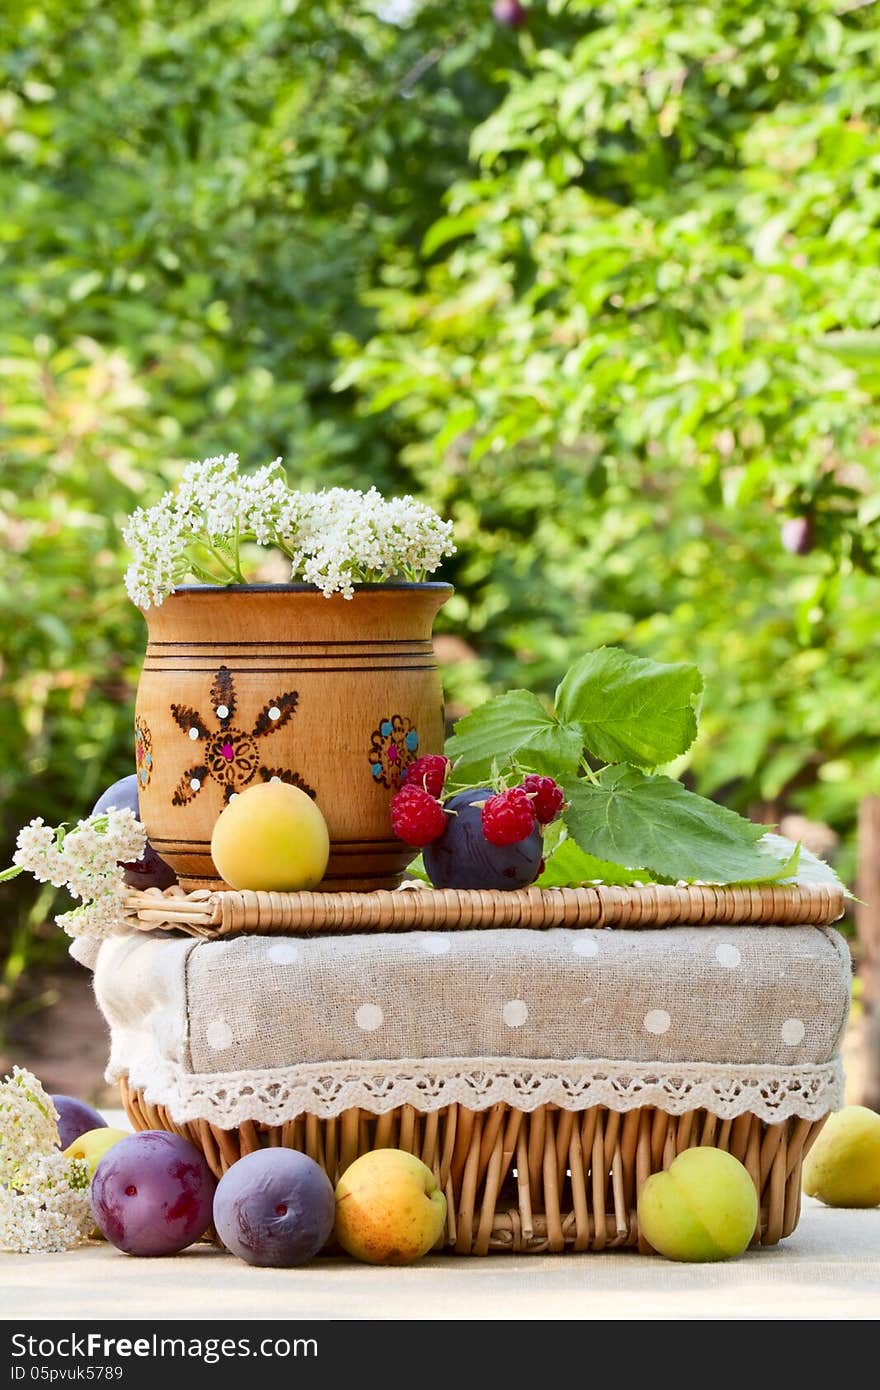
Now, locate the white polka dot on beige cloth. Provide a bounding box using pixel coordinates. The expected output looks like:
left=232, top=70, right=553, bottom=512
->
left=205, top=1019, right=233, bottom=1051
left=502, top=999, right=528, bottom=1028
left=267, top=943, right=299, bottom=965
left=643, top=1008, right=671, bottom=1035
left=715, top=943, right=741, bottom=968
left=571, top=937, right=599, bottom=958
left=355, top=1003, right=384, bottom=1031
left=418, top=934, right=451, bottom=955
left=781, top=1017, right=805, bottom=1046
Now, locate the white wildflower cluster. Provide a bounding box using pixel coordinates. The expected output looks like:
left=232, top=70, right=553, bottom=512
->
left=287, top=487, right=456, bottom=598
left=12, top=809, right=145, bottom=939
left=123, top=454, right=455, bottom=606
left=0, top=1069, right=92, bottom=1254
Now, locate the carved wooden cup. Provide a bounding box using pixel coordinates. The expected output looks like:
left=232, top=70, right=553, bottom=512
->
left=133, top=582, right=451, bottom=890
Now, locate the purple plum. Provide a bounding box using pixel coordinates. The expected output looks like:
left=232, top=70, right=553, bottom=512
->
left=493, top=0, right=529, bottom=29
left=91, top=774, right=177, bottom=890
left=781, top=515, right=815, bottom=556
left=213, top=1149, right=335, bottom=1268
left=51, top=1094, right=108, bottom=1151
left=423, top=788, right=543, bottom=890
left=90, top=1131, right=216, bottom=1256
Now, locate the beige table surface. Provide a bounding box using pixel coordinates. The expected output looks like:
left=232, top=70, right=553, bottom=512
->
left=2, top=1114, right=878, bottom=1321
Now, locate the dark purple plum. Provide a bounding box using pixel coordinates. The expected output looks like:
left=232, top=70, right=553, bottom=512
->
left=51, top=1094, right=108, bottom=1150
left=91, top=774, right=177, bottom=890
left=423, top=788, right=543, bottom=890
left=90, top=1131, right=216, bottom=1256
left=781, top=515, right=815, bottom=556
left=213, top=1149, right=335, bottom=1268
left=493, top=0, right=529, bottom=29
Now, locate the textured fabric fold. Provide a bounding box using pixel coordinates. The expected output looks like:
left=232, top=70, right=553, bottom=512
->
left=93, top=924, right=851, bottom=1126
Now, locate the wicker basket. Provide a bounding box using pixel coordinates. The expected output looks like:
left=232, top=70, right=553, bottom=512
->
left=122, top=880, right=845, bottom=938
left=114, top=881, right=843, bottom=1255
left=120, top=1079, right=825, bottom=1254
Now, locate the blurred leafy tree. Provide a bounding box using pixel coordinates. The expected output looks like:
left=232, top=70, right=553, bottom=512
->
left=339, top=0, right=880, bottom=872
left=0, top=0, right=522, bottom=995
left=1, top=0, right=879, bottom=1005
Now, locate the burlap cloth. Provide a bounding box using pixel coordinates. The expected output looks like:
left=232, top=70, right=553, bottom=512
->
left=85, top=923, right=851, bottom=1127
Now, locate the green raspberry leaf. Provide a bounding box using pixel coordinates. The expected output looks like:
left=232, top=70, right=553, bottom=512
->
left=563, top=766, right=798, bottom=884
left=761, top=832, right=850, bottom=896
left=536, top=831, right=647, bottom=888
left=555, top=647, right=703, bottom=768
left=446, top=689, right=583, bottom=785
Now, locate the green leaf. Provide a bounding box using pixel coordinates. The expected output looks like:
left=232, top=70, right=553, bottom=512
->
left=445, top=690, right=584, bottom=784
left=536, top=832, right=646, bottom=888
left=402, top=853, right=429, bottom=884
left=760, top=833, right=850, bottom=896
left=555, top=647, right=703, bottom=768
left=563, top=766, right=797, bottom=885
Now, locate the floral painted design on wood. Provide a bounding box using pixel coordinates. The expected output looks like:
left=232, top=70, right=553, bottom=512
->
left=170, top=666, right=315, bottom=806
left=134, top=715, right=154, bottom=789
left=368, top=715, right=420, bottom=789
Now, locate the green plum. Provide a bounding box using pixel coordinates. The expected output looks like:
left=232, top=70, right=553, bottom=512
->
left=638, top=1147, right=758, bottom=1262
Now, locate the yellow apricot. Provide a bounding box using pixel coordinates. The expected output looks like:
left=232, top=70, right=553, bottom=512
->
left=210, top=781, right=330, bottom=891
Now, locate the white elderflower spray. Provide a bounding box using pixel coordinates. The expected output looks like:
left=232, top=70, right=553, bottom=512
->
left=122, top=454, right=455, bottom=606
left=1, top=808, right=146, bottom=939
left=0, top=1069, right=92, bottom=1253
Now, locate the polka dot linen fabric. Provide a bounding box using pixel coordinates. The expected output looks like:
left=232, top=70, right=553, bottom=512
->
left=92, top=926, right=851, bottom=1126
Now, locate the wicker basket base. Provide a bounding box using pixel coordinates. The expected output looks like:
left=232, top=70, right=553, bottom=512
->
left=121, top=1079, right=824, bottom=1255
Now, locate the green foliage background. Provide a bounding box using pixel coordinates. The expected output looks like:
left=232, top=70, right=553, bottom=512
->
left=1, top=0, right=878, bottom=1000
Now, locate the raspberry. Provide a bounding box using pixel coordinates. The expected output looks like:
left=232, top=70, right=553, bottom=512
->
left=481, top=787, right=537, bottom=846
left=402, top=754, right=449, bottom=799
left=390, top=785, right=447, bottom=848
left=519, top=774, right=565, bottom=825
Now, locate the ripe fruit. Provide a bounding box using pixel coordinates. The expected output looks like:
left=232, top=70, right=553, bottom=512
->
left=492, top=0, right=528, bottom=29
left=637, top=1148, right=758, bottom=1262
left=91, top=774, right=177, bottom=890
left=802, top=1106, right=880, bottom=1208
left=334, top=1149, right=446, bottom=1265
left=90, top=1131, right=216, bottom=1257
left=519, top=774, right=565, bottom=825
left=210, top=780, right=330, bottom=891
left=63, top=1127, right=130, bottom=1178
left=781, top=515, right=814, bottom=555
left=51, top=1095, right=108, bottom=1151
left=402, top=754, right=449, bottom=799
left=481, top=787, right=537, bottom=845
left=423, top=789, right=543, bottom=890
left=213, top=1149, right=335, bottom=1267
left=390, top=784, right=448, bottom=848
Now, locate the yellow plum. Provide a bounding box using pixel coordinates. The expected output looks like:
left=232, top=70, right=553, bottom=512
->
left=63, top=1127, right=130, bottom=1179
left=334, top=1149, right=446, bottom=1265
left=803, top=1106, right=880, bottom=1208
left=210, top=781, right=329, bottom=891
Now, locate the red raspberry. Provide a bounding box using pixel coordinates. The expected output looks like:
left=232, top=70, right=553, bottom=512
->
left=402, top=754, right=450, bottom=799
left=481, top=787, right=537, bottom=846
left=519, top=774, right=565, bottom=825
left=390, top=785, right=448, bottom=848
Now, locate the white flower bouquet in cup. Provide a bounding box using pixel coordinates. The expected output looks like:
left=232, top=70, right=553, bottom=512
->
left=122, top=454, right=455, bottom=608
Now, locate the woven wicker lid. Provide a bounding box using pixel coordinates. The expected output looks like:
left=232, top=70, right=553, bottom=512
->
left=121, top=879, right=846, bottom=939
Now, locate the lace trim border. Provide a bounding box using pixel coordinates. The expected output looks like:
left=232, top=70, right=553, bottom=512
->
left=110, top=1053, right=844, bottom=1127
